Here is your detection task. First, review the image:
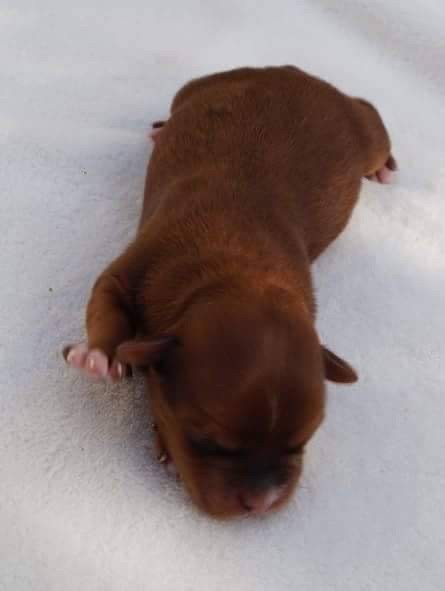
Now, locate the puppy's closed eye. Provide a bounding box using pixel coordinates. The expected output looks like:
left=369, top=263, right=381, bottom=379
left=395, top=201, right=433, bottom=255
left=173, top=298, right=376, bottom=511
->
left=283, top=436, right=312, bottom=456
left=188, top=437, right=245, bottom=459
left=283, top=444, right=305, bottom=456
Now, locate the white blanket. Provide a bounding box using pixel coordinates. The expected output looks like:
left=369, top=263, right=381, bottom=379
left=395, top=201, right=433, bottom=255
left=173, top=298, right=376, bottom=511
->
left=1, top=1, right=444, bottom=589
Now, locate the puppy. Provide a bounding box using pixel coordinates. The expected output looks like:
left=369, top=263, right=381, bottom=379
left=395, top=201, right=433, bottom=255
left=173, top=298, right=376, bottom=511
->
left=64, top=66, right=396, bottom=518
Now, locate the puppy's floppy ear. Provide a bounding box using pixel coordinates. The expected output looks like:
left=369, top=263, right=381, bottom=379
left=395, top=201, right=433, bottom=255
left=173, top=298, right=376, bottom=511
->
left=322, top=346, right=358, bottom=384
left=116, top=336, right=176, bottom=368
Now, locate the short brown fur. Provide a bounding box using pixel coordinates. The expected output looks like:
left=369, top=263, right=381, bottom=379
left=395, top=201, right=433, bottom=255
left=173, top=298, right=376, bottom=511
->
left=71, top=66, right=393, bottom=518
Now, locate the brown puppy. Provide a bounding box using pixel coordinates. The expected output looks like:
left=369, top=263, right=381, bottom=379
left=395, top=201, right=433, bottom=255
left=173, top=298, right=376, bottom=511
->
left=64, top=66, right=396, bottom=518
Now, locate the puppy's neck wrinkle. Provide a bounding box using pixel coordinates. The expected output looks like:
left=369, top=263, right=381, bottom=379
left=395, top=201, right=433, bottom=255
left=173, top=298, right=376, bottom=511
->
left=140, top=245, right=314, bottom=336
left=136, top=192, right=316, bottom=334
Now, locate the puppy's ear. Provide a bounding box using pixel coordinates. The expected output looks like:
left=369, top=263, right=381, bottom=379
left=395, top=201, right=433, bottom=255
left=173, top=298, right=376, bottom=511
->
left=322, top=346, right=358, bottom=384
left=116, top=336, right=176, bottom=368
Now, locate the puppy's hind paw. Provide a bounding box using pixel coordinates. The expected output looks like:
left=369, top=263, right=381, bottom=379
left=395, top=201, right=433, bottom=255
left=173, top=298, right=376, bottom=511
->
left=366, top=154, right=398, bottom=184
left=148, top=120, right=166, bottom=142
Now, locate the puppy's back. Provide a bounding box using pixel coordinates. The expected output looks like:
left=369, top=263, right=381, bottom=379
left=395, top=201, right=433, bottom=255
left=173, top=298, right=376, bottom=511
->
left=142, top=66, right=389, bottom=259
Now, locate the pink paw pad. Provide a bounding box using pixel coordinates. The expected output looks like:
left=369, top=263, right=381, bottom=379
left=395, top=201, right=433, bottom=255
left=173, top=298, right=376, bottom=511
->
left=366, top=155, right=398, bottom=184
left=84, top=349, right=109, bottom=379
left=63, top=344, right=126, bottom=382
left=64, top=343, right=88, bottom=369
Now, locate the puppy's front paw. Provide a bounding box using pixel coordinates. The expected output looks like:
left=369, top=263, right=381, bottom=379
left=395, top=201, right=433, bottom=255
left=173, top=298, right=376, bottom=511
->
left=366, top=155, right=398, bottom=184
left=63, top=343, right=128, bottom=382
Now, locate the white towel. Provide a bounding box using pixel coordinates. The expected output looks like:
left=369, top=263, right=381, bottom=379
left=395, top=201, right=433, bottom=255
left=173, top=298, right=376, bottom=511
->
left=1, top=1, right=444, bottom=589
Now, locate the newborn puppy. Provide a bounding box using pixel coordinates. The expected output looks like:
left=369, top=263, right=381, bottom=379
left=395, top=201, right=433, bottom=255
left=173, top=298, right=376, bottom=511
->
left=64, top=66, right=396, bottom=518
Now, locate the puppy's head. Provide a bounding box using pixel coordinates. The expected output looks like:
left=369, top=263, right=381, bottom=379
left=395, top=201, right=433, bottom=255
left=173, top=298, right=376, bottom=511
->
left=118, top=296, right=356, bottom=518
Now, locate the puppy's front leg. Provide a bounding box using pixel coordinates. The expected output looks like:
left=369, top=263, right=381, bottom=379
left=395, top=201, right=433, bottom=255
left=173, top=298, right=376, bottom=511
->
left=64, top=245, right=144, bottom=381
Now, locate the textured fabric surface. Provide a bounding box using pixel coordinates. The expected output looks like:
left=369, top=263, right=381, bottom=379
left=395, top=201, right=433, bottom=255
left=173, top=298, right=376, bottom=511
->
left=1, top=1, right=444, bottom=589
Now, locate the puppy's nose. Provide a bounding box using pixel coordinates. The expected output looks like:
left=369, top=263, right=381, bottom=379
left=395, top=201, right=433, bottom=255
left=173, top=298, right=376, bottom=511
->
left=239, top=489, right=282, bottom=514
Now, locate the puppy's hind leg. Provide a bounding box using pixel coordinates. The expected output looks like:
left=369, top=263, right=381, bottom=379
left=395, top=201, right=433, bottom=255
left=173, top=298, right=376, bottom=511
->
left=354, top=98, right=398, bottom=184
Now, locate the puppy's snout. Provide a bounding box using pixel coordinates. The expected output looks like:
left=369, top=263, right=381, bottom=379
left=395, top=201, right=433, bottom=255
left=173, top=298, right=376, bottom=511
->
left=238, top=488, right=283, bottom=514
left=234, top=458, right=299, bottom=514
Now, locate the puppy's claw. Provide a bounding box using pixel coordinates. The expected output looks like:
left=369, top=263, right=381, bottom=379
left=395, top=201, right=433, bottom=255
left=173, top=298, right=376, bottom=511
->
left=158, top=452, right=168, bottom=464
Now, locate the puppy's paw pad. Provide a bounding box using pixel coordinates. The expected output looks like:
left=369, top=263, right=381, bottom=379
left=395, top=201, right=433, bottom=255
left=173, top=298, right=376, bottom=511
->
left=85, top=350, right=109, bottom=379
left=377, top=166, right=393, bottom=184
left=63, top=344, right=127, bottom=381
left=366, top=155, right=398, bottom=184
left=108, top=358, right=126, bottom=382
left=63, top=343, right=88, bottom=369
